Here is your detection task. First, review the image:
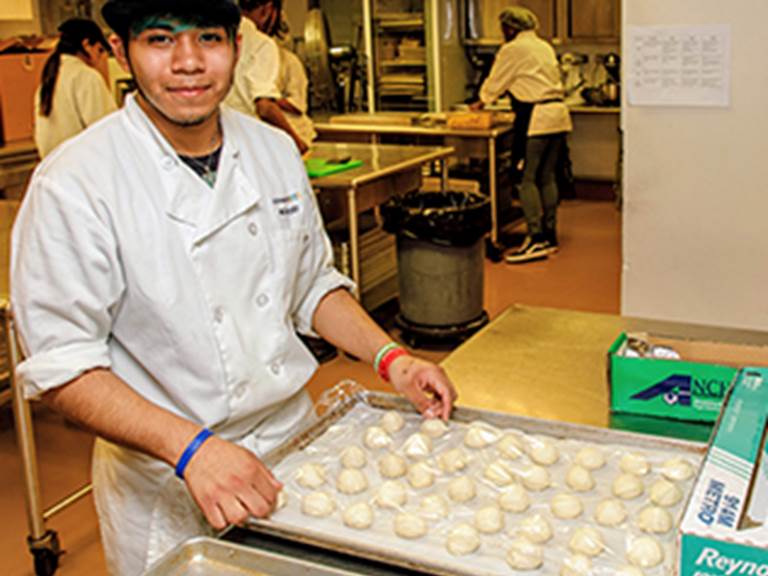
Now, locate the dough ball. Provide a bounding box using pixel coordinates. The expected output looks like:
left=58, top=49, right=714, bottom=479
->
left=275, top=490, right=287, bottom=510
left=375, top=480, right=407, bottom=509
left=574, top=446, right=606, bottom=470
left=403, top=432, right=432, bottom=459
left=521, top=465, right=551, bottom=491
left=661, top=457, right=695, bottom=482
left=296, top=463, right=326, bottom=489
left=616, top=566, right=646, bottom=576
left=407, top=462, right=435, bottom=489
left=650, top=478, right=683, bottom=508
left=301, top=491, right=336, bottom=517
left=438, top=448, right=468, bottom=473
left=569, top=526, right=605, bottom=557
left=364, top=426, right=392, bottom=450
left=499, top=484, right=531, bottom=513
left=506, top=538, right=544, bottom=571
left=626, top=536, right=664, bottom=569
left=526, top=437, right=560, bottom=466
left=594, top=498, right=628, bottom=527
left=448, top=476, right=477, bottom=503
left=340, top=446, right=367, bottom=469
left=421, top=418, right=449, bottom=438
left=566, top=465, right=595, bottom=492
left=560, top=554, right=593, bottom=576
left=378, top=452, right=407, bottom=479
left=620, top=452, right=650, bottom=476
left=446, top=523, right=480, bottom=556
left=484, top=459, right=516, bottom=487
left=336, top=468, right=368, bottom=495
left=550, top=493, right=584, bottom=520
left=379, top=410, right=405, bottom=434
left=474, top=505, right=505, bottom=534
left=516, top=514, right=553, bottom=544
left=613, top=473, right=645, bottom=500
left=637, top=505, right=673, bottom=534
left=394, top=512, right=427, bottom=540
left=420, top=494, right=450, bottom=519
left=498, top=434, right=525, bottom=460
left=343, top=501, right=374, bottom=530
left=464, top=421, right=501, bottom=448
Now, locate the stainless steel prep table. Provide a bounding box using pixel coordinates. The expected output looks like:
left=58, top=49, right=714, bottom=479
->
left=440, top=304, right=768, bottom=442
left=307, top=142, right=454, bottom=301
left=314, top=116, right=515, bottom=251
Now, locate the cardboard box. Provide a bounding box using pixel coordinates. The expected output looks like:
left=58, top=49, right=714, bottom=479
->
left=608, top=332, right=768, bottom=423
left=678, top=367, right=768, bottom=576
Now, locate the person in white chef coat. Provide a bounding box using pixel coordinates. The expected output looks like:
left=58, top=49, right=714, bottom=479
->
left=34, top=18, right=117, bottom=158
left=470, top=6, right=572, bottom=264
left=11, top=1, right=456, bottom=575
left=224, top=0, right=309, bottom=153
left=275, top=17, right=317, bottom=144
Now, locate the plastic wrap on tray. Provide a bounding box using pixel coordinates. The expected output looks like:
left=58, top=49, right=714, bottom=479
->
left=257, top=382, right=704, bottom=576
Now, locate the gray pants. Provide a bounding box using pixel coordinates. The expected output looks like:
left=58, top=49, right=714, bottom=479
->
left=518, top=133, right=565, bottom=237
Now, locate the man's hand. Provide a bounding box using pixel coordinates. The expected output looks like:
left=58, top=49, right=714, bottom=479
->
left=388, top=356, right=457, bottom=420
left=295, top=137, right=310, bottom=155
left=183, top=435, right=282, bottom=530
left=468, top=101, right=485, bottom=111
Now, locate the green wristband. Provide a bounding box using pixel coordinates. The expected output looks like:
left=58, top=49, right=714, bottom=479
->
left=374, top=342, right=400, bottom=373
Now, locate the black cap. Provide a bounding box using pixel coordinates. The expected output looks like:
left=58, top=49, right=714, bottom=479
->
left=102, top=0, right=241, bottom=37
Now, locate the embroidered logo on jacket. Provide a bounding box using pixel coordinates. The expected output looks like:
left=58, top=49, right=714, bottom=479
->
left=272, top=193, right=301, bottom=216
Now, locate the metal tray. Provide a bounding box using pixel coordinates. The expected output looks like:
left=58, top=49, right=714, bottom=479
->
left=144, top=536, right=364, bottom=576
left=246, top=391, right=708, bottom=576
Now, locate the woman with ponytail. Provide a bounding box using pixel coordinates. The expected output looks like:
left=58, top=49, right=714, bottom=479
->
left=34, top=18, right=117, bottom=158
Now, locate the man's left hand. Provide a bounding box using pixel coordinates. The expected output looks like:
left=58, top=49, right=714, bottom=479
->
left=388, top=356, right=457, bottom=420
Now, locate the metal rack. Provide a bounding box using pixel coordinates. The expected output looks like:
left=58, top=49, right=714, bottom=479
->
left=4, top=308, right=92, bottom=576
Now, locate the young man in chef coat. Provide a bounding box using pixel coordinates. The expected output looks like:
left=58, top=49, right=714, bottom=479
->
left=224, top=0, right=309, bottom=153
left=11, top=1, right=455, bottom=574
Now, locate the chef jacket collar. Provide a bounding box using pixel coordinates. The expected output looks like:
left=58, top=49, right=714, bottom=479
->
left=121, top=94, right=264, bottom=236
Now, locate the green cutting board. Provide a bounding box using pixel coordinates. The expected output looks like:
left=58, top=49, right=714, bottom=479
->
left=305, top=158, right=363, bottom=178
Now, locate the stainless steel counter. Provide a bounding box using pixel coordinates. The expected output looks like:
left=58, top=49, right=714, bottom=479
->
left=441, top=305, right=768, bottom=442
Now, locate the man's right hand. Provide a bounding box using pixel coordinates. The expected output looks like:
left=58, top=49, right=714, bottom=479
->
left=183, top=435, right=282, bottom=530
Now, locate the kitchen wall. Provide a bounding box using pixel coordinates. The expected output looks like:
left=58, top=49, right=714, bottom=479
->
left=622, top=1, right=768, bottom=330
left=0, top=0, right=41, bottom=37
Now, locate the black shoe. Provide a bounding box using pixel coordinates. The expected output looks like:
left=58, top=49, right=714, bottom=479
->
left=543, top=229, right=559, bottom=253
left=505, top=239, right=552, bottom=263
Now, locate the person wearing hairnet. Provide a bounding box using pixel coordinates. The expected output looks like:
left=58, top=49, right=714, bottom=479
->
left=470, top=7, right=572, bottom=263
left=34, top=18, right=116, bottom=158
left=12, top=1, right=456, bottom=574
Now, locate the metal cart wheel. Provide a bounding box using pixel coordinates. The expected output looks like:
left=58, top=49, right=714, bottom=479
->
left=31, top=530, right=61, bottom=576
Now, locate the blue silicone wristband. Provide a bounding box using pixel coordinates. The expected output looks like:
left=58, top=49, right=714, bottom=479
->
left=175, top=428, right=214, bottom=480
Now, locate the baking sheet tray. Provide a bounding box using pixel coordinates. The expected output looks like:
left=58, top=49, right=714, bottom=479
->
left=144, top=536, right=363, bottom=576
left=247, top=392, right=707, bottom=576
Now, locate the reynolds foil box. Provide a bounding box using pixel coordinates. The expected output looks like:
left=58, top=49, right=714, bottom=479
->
left=678, top=368, right=768, bottom=576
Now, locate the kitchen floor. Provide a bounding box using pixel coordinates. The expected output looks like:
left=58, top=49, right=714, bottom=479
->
left=0, top=199, right=621, bottom=576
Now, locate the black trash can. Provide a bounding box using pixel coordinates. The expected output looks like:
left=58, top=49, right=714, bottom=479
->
left=382, top=190, right=491, bottom=347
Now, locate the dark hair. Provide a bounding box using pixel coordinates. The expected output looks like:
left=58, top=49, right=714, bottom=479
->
left=39, top=18, right=109, bottom=117
left=239, top=0, right=282, bottom=36
left=103, top=0, right=241, bottom=47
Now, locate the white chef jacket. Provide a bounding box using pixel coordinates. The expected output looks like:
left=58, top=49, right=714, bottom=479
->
left=12, top=93, right=353, bottom=575
left=225, top=17, right=282, bottom=115
left=34, top=54, right=117, bottom=158
left=278, top=47, right=317, bottom=143
left=479, top=30, right=572, bottom=137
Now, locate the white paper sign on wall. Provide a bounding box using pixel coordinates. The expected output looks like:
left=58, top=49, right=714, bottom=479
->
left=627, top=25, right=731, bottom=108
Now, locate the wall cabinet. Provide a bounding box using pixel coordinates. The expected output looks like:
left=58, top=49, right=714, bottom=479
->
left=567, top=0, right=620, bottom=40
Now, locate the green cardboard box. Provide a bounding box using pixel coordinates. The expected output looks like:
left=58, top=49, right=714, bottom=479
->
left=608, top=332, right=768, bottom=423
left=678, top=367, right=768, bottom=575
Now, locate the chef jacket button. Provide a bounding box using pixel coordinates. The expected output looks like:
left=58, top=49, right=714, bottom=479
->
left=256, top=294, right=270, bottom=308
left=248, top=222, right=259, bottom=237
left=214, top=307, right=224, bottom=323
left=234, top=384, right=246, bottom=399
left=270, top=362, right=281, bottom=375
left=302, top=234, right=309, bottom=243
left=161, top=156, right=175, bottom=170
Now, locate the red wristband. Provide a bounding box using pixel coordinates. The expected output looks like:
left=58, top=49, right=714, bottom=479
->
left=378, top=348, right=409, bottom=382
